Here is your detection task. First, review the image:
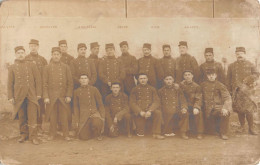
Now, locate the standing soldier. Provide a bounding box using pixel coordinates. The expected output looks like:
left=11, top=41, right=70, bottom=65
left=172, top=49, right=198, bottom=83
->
left=129, top=73, right=165, bottom=139
left=105, top=82, right=132, bottom=138
left=227, top=47, right=259, bottom=132
left=159, top=44, right=176, bottom=88
left=70, top=43, right=97, bottom=89
left=43, top=47, right=73, bottom=141
left=99, top=43, right=125, bottom=100
left=199, top=48, right=226, bottom=84
left=118, top=41, right=138, bottom=95
left=58, top=40, right=75, bottom=65
left=8, top=46, right=42, bottom=145
left=175, top=41, right=200, bottom=83
left=88, top=42, right=102, bottom=90
left=158, top=75, right=188, bottom=138
left=137, top=43, right=164, bottom=88
left=232, top=75, right=258, bottom=135
left=179, top=70, right=204, bottom=139
left=74, top=74, right=105, bottom=141
left=201, top=69, right=232, bottom=140
left=25, top=39, right=48, bottom=133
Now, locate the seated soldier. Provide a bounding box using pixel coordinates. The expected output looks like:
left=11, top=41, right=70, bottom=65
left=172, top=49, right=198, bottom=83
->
left=158, top=75, right=188, bottom=138
left=129, top=73, right=165, bottom=140
left=201, top=69, right=232, bottom=140
left=73, top=74, right=105, bottom=141
left=105, top=82, right=132, bottom=138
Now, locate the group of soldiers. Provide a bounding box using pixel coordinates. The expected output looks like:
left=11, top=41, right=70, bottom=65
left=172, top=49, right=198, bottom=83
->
left=7, top=39, right=259, bottom=145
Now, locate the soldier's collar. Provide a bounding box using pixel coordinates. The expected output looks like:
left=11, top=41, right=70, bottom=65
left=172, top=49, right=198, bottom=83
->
left=30, top=52, right=38, bottom=56
left=89, top=54, right=98, bottom=59
left=206, top=60, right=215, bottom=63
left=81, top=85, right=89, bottom=88
left=112, top=92, right=120, bottom=97
left=122, top=52, right=129, bottom=56
left=107, top=56, right=116, bottom=59
left=163, top=55, right=171, bottom=58
left=77, top=55, right=86, bottom=59
left=144, top=54, right=152, bottom=58
left=15, top=59, right=25, bottom=63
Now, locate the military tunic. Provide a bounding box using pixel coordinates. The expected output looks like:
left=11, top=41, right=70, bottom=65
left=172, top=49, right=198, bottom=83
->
left=179, top=81, right=204, bottom=133
left=88, top=54, right=102, bottom=90
left=159, top=56, right=176, bottom=87
left=199, top=61, right=226, bottom=84
left=60, top=52, right=74, bottom=66
left=118, top=53, right=138, bottom=95
left=201, top=80, right=232, bottom=134
left=137, top=55, right=164, bottom=88
left=73, top=85, right=105, bottom=140
left=129, top=84, right=162, bottom=135
left=175, top=54, right=200, bottom=83
left=158, top=85, right=188, bottom=134
left=70, top=56, right=97, bottom=89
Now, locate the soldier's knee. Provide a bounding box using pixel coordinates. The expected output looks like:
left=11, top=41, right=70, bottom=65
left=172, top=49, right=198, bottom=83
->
left=153, top=110, right=162, bottom=117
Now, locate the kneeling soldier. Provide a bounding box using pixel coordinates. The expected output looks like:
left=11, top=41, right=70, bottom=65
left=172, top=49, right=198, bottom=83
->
left=43, top=47, right=73, bottom=141
left=179, top=70, right=204, bottom=139
left=105, top=82, right=132, bottom=138
left=158, top=75, right=188, bottom=138
left=8, top=46, right=42, bottom=145
left=129, top=73, right=164, bottom=140
left=74, top=74, right=105, bottom=141
left=201, top=69, right=232, bottom=140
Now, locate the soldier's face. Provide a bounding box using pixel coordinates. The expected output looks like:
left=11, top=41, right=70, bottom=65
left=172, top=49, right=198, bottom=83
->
left=52, top=51, right=61, bottom=62
left=183, top=72, right=193, bottom=82
left=120, top=45, right=129, bottom=53
left=143, top=48, right=151, bottom=56
left=205, top=52, right=214, bottom=62
left=138, top=75, right=148, bottom=85
left=163, top=47, right=171, bottom=57
left=59, top=44, right=68, bottom=53
left=179, top=46, right=188, bottom=55
left=236, top=52, right=246, bottom=61
left=29, top=44, right=39, bottom=53
left=106, top=48, right=115, bottom=57
left=91, top=47, right=99, bottom=55
left=207, top=73, right=217, bottom=81
left=79, top=75, right=89, bottom=86
left=15, top=50, right=25, bottom=60
left=78, top=47, right=86, bottom=56
left=111, top=84, right=121, bottom=95
left=164, top=76, right=174, bottom=86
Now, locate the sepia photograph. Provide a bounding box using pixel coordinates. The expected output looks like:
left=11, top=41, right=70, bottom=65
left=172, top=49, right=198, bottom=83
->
left=0, top=0, right=260, bottom=164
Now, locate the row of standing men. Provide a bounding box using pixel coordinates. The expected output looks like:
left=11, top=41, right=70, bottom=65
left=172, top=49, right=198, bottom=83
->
left=7, top=39, right=259, bottom=144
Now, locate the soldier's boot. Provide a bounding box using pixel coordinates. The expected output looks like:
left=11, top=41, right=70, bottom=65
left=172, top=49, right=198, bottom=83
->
left=17, top=135, right=28, bottom=143
left=32, top=138, right=40, bottom=145
left=153, top=134, right=165, bottom=140
left=197, top=133, right=203, bottom=140
left=181, top=132, right=189, bottom=140
left=247, top=113, right=258, bottom=135
left=237, top=113, right=246, bottom=133
left=220, top=134, right=229, bottom=140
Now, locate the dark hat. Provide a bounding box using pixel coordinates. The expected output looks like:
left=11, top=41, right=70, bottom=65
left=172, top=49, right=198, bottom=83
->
left=143, top=43, right=151, bottom=49
left=163, top=74, right=174, bottom=79
left=79, top=72, right=89, bottom=79
left=162, top=44, right=171, bottom=50
left=119, top=41, right=128, bottom=47
left=205, top=68, right=216, bottom=75
left=136, top=72, right=148, bottom=79
left=243, top=75, right=257, bottom=86
left=29, top=39, right=39, bottom=45
left=111, top=82, right=121, bottom=87
left=14, top=46, right=25, bottom=53
left=90, top=42, right=100, bottom=49
left=105, top=43, right=115, bottom=49
left=77, top=43, right=87, bottom=50
left=178, top=41, right=188, bottom=47
left=182, top=70, right=193, bottom=75
left=51, top=47, right=61, bottom=53
left=235, top=47, right=246, bottom=53
left=205, top=48, right=213, bottom=53
left=59, top=40, right=67, bottom=46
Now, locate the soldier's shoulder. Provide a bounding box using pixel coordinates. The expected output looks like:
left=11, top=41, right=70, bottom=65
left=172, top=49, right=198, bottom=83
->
left=216, top=81, right=227, bottom=88
left=158, top=87, right=165, bottom=93
left=192, top=82, right=200, bottom=87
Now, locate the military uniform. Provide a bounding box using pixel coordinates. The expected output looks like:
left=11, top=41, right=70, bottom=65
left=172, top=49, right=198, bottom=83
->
left=159, top=56, right=176, bottom=88
left=129, top=84, right=162, bottom=135
left=199, top=61, right=226, bottom=84
left=105, top=92, right=131, bottom=136
left=43, top=58, right=73, bottom=138
left=179, top=80, right=204, bottom=134
left=8, top=49, right=42, bottom=141
left=73, top=85, right=105, bottom=140
left=201, top=80, right=232, bottom=135
left=158, top=85, right=188, bottom=134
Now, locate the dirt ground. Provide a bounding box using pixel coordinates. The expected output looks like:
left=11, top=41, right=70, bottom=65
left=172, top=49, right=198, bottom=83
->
left=0, top=111, right=259, bottom=165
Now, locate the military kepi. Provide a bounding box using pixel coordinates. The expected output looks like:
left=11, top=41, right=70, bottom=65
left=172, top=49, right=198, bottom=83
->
left=205, top=48, right=213, bottom=53
left=178, top=41, right=188, bottom=47
left=77, top=43, right=87, bottom=49
left=143, top=43, right=151, bottom=49
left=14, top=46, right=25, bottom=53
left=119, top=41, right=128, bottom=47
left=162, top=44, right=171, bottom=49
left=59, top=40, right=67, bottom=45
left=235, top=47, right=246, bottom=53
left=51, top=47, right=61, bottom=53
left=29, top=39, right=39, bottom=45
left=182, top=70, right=193, bottom=75
left=90, top=42, right=100, bottom=49
left=105, top=43, right=115, bottom=49
left=205, top=68, right=216, bottom=75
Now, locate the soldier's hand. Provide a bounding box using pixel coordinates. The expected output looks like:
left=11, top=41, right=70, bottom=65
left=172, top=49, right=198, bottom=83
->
left=145, top=111, right=152, bottom=118
left=181, top=108, right=187, bottom=114
left=44, top=98, right=50, bottom=104
left=65, top=97, right=71, bottom=103
left=222, top=109, right=229, bottom=116
left=140, top=111, right=146, bottom=117
left=110, top=125, right=115, bottom=132
left=174, top=83, right=180, bottom=89
left=114, top=117, right=118, bottom=123
left=193, top=108, right=199, bottom=115
left=108, top=82, right=112, bottom=87
left=8, top=98, right=15, bottom=105
left=37, top=96, right=41, bottom=100
left=76, top=122, right=79, bottom=128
